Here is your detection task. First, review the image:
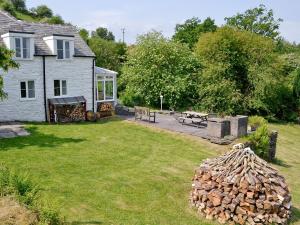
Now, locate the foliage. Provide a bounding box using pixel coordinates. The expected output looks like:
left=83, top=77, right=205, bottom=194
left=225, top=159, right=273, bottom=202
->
left=246, top=124, right=270, bottom=161
left=195, top=26, right=298, bottom=119
left=0, top=46, right=19, bottom=99
left=248, top=116, right=267, bottom=130
left=91, top=27, right=115, bottom=41
left=293, top=68, right=300, bottom=107
left=10, top=0, right=25, bottom=11
left=121, top=31, right=201, bottom=108
left=1, top=1, right=15, bottom=16
left=225, top=4, right=282, bottom=39
left=0, top=164, right=63, bottom=224
left=79, top=28, right=89, bottom=43
left=31, top=5, right=53, bottom=18
left=88, top=37, right=126, bottom=73
left=41, top=14, right=64, bottom=24
left=173, top=17, right=217, bottom=49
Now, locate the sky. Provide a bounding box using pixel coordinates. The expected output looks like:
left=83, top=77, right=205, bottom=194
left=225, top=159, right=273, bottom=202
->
left=26, top=0, right=300, bottom=44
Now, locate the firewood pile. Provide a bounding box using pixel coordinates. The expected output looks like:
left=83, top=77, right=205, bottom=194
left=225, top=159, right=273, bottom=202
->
left=56, top=104, right=85, bottom=122
left=190, top=144, right=291, bottom=225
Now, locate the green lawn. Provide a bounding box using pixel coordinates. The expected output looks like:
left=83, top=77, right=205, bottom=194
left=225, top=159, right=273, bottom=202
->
left=0, top=119, right=299, bottom=225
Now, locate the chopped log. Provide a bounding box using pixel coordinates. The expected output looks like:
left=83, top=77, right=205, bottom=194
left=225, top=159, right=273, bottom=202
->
left=191, top=143, right=292, bottom=224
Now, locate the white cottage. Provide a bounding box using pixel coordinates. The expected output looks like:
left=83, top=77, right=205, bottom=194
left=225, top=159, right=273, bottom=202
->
left=0, top=11, right=117, bottom=122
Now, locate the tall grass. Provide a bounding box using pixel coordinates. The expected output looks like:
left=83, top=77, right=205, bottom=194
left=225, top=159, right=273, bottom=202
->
left=0, top=164, right=63, bottom=225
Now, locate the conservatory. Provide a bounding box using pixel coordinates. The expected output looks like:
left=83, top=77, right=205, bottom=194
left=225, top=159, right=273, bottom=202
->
left=95, top=67, right=118, bottom=113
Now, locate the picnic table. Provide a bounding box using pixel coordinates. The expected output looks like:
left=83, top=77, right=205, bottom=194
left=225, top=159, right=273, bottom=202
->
left=178, top=111, right=208, bottom=128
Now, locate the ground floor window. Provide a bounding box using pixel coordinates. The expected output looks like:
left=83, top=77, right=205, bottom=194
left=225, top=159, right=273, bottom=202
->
left=20, top=80, right=35, bottom=99
left=97, top=75, right=114, bottom=101
left=54, top=80, right=67, bottom=97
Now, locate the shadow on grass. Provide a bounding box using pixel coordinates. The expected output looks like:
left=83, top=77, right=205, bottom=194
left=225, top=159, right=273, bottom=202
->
left=289, top=207, right=300, bottom=224
left=272, top=158, right=291, bottom=168
left=0, top=127, right=85, bottom=151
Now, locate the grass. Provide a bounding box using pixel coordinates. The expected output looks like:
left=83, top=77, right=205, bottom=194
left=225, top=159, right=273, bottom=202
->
left=0, top=119, right=299, bottom=225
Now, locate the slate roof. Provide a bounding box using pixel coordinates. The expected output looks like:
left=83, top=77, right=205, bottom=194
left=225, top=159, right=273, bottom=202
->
left=0, top=10, right=95, bottom=57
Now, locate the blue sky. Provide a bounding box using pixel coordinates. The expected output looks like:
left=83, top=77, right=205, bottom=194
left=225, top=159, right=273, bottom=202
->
left=27, top=0, right=300, bottom=44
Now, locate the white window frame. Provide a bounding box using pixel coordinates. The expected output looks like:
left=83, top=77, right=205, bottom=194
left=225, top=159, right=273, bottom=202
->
left=19, top=80, right=36, bottom=101
left=56, top=40, right=71, bottom=60
left=96, top=75, right=115, bottom=102
left=14, top=37, right=31, bottom=59
left=53, top=79, right=68, bottom=97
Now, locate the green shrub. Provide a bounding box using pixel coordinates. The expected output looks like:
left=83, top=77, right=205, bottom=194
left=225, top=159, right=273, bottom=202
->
left=120, top=90, right=144, bottom=107
left=1, top=1, right=16, bottom=16
left=248, top=116, right=267, bottom=130
left=246, top=124, right=270, bottom=160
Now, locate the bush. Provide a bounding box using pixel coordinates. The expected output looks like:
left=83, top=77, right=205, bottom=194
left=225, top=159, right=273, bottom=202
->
left=1, top=1, right=16, bottom=16
left=0, top=164, right=63, bottom=224
left=246, top=124, right=270, bottom=160
left=248, top=116, right=267, bottom=130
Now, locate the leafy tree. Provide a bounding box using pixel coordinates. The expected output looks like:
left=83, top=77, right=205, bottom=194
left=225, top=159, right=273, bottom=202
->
left=79, top=28, right=89, bottom=43
left=91, top=27, right=115, bottom=41
left=0, top=46, right=19, bottom=99
left=121, top=31, right=201, bottom=108
left=195, top=26, right=297, bottom=119
left=31, top=5, right=53, bottom=18
left=173, top=17, right=217, bottom=49
left=42, top=14, right=64, bottom=25
left=293, top=68, right=300, bottom=107
left=225, top=4, right=282, bottom=39
left=10, top=0, right=25, bottom=11
left=1, top=1, right=16, bottom=16
left=88, top=37, right=126, bottom=73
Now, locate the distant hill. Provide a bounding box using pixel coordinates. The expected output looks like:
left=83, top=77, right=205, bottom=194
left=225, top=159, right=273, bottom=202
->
left=0, top=0, right=65, bottom=24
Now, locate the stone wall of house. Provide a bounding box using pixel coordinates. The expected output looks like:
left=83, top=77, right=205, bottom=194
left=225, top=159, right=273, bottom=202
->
left=0, top=56, right=94, bottom=122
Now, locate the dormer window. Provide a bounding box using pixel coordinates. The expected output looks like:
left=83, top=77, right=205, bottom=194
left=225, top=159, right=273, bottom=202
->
left=43, top=35, right=74, bottom=60
left=57, top=40, right=70, bottom=60
left=15, top=37, right=30, bottom=59
left=1, top=31, right=34, bottom=60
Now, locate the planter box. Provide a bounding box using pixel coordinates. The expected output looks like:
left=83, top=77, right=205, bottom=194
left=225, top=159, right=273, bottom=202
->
left=207, top=118, right=231, bottom=139
left=230, top=115, right=248, bottom=138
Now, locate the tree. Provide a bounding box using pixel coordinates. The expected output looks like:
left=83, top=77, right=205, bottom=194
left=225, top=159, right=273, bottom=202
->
left=225, top=4, right=282, bottom=39
left=42, top=15, right=64, bottom=25
left=0, top=46, right=19, bottom=99
left=79, top=28, right=89, bottom=43
left=195, top=26, right=297, bottom=119
left=173, top=17, right=217, bottom=49
left=10, top=0, right=26, bottom=11
left=91, top=27, right=115, bottom=41
left=121, top=31, right=201, bottom=108
left=88, top=37, right=126, bottom=73
left=1, top=1, right=15, bottom=16
left=31, top=5, right=53, bottom=18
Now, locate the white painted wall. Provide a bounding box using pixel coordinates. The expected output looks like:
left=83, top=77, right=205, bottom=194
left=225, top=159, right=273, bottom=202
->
left=0, top=56, right=94, bottom=122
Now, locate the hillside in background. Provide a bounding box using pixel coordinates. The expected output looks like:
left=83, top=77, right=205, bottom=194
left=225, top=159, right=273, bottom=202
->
left=0, top=0, right=65, bottom=24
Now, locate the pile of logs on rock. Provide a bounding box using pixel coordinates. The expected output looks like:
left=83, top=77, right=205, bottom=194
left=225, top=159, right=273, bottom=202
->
left=190, top=144, right=291, bottom=225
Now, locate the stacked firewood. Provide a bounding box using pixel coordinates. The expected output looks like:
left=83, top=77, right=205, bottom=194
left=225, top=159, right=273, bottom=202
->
left=191, top=144, right=291, bottom=225
left=56, top=105, right=85, bottom=122
left=69, top=105, right=85, bottom=121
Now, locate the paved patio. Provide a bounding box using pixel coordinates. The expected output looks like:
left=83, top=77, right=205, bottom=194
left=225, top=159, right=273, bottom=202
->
left=0, top=122, right=30, bottom=139
left=122, top=113, right=209, bottom=138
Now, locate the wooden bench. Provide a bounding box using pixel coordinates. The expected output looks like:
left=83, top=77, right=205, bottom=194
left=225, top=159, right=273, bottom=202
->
left=134, top=106, right=156, bottom=123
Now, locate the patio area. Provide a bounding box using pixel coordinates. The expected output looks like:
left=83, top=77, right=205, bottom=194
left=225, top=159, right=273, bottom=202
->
left=0, top=122, right=30, bottom=139
left=124, top=112, right=208, bottom=138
